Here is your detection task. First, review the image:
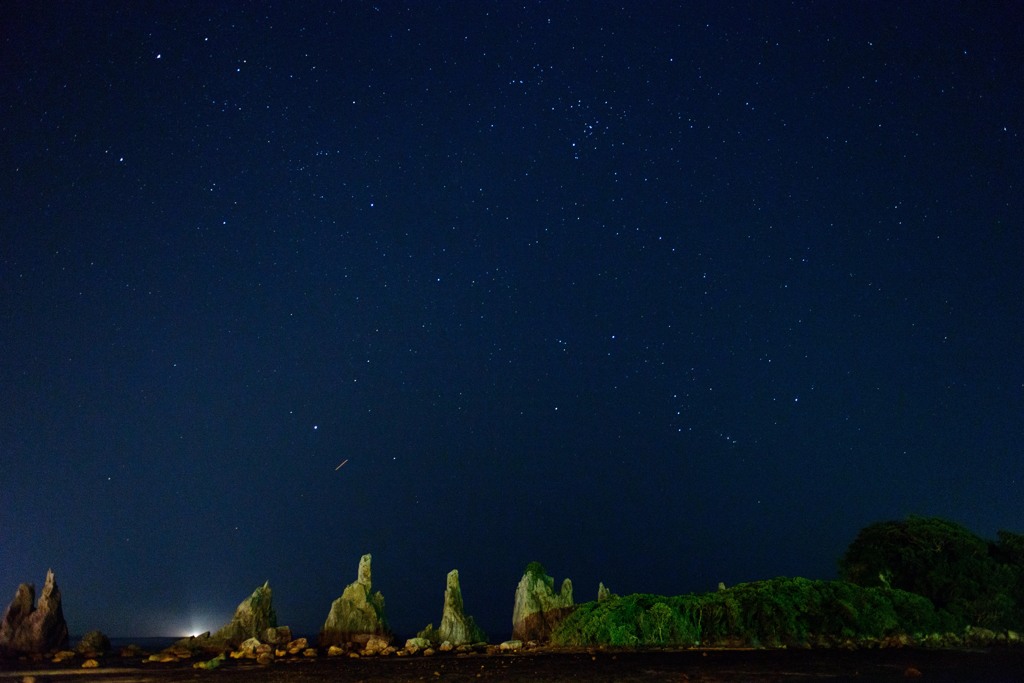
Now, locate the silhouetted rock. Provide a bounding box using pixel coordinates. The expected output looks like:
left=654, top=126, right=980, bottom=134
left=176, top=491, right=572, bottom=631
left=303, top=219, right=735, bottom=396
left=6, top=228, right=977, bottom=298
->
left=511, top=562, right=574, bottom=642
left=0, top=569, right=69, bottom=655
left=437, top=569, right=486, bottom=645
left=319, top=554, right=389, bottom=646
left=75, top=630, right=110, bottom=655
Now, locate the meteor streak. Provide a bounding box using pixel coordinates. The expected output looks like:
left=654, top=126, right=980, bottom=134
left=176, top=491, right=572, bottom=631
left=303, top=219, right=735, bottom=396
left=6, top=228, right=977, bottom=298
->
left=334, top=459, right=349, bottom=471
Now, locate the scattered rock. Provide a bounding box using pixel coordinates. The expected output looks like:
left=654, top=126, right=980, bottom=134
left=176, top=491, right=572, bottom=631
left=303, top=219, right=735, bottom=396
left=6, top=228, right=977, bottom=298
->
left=119, top=644, right=145, bottom=658
left=0, top=570, right=70, bottom=655
left=286, top=637, right=308, bottom=655
left=193, top=653, right=225, bottom=670
left=327, top=645, right=345, bottom=656
left=437, top=570, right=487, bottom=645
left=81, top=658, right=99, bottom=668
left=499, top=639, right=523, bottom=652
left=363, top=635, right=390, bottom=655
left=256, top=651, right=274, bottom=665
left=51, top=649, right=76, bottom=663
left=230, top=637, right=262, bottom=659
left=510, top=563, right=574, bottom=642
left=75, top=630, right=110, bottom=656
left=263, top=625, right=292, bottom=645
left=147, top=652, right=177, bottom=663
left=173, top=632, right=211, bottom=655
left=964, top=626, right=998, bottom=647
left=879, top=633, right=912, bottom=649
left=303, top=647, right=317, bottom=657
left=165, top=645, right=192, bottom=659
left=405, top=637, right=430, bottom=654
left=319, top=554, right=389, bottom=646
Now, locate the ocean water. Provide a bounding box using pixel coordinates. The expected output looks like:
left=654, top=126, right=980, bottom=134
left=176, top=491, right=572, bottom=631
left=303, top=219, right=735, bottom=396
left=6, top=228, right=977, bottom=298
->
left=95, top=635, right=317, bottom=651
left=89, top=636, right=180, bottom=651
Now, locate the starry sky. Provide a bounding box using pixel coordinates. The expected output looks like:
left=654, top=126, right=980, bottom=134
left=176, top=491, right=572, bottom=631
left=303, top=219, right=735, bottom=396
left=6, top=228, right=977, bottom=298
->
left=2, top=2, right=1022, bottom=640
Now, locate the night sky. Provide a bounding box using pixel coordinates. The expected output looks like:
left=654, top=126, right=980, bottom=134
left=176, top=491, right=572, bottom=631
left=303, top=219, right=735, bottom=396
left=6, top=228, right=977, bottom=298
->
left=2, top=2, right=1021, bottom=640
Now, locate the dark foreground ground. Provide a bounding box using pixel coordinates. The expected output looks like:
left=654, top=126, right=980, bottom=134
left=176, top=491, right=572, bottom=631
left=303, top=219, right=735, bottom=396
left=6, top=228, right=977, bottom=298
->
left=2, top=648, right=1023, bottom=683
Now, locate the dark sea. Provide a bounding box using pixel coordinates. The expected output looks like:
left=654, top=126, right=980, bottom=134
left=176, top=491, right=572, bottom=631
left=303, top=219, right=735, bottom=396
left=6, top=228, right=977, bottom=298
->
left=89, top=636, right=180, bottom=651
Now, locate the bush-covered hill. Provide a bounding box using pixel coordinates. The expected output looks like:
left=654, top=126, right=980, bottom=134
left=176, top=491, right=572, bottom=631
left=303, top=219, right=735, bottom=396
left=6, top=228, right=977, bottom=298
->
left=839, top=516, right=1024, bottom=630
left=553, top=517, right=1024, bottom=648
left=552, top=578, right=949, bottom=647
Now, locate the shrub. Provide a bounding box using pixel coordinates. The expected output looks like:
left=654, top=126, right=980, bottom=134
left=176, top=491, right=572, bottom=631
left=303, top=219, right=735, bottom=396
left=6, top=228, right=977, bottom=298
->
left=552, top=578, right=944, bottom=647
left=839, top=516, right=1023, bottom=630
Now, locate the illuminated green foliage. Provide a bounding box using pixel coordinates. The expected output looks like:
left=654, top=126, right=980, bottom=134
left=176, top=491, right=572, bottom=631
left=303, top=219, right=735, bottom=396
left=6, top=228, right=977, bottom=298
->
left=839, top=516, right=1024, bottom=629
left=525, top=561, right=548, bottom=580
left=552, top=578, right=947, bottom=648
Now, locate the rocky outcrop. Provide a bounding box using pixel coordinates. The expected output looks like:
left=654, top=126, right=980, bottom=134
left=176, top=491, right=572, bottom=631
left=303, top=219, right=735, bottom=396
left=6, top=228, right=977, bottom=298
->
left=437, top=570, right=486, bottom=645
left=75, top=630, right=110, bottom=655
left=173, top=582, right=278, bottom=652
left=319, top=554, right=389, bottom=646
left=0, top=569, right=69, bottom=655
left=210, top=581, right=278, bottom=646
left=597, top=582, right=612, bottom=601
left=511, top=562, right=574, bottom=642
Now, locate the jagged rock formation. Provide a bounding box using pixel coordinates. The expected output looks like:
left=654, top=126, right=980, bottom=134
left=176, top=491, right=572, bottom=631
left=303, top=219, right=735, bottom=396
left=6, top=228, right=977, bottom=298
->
left=210, top=581, right=278, bottom=646
left=174, top=582, right=278, bottom=652
left=597, top=582, right=612, bottom=601
left=437, top=570, right=486, bottom=645
left=511, top=562, right=574, bottom=642
left=319, top=554, right=389, bottom=646
left=0, top=569, right=69, bottom=655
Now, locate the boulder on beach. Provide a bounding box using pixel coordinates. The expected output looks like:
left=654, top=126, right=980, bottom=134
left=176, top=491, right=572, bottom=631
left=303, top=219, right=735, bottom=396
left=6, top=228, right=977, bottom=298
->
left=319, top=554, right=389, bottom=647
left=262, top=625, right=292, bottom=645
left=75, top=630, right=111, bottom=655
left=0, top=569, right=69, bottom=655
left=437, top=570, right=486, bottom=645
left=511, top=562, right=574, bottom=642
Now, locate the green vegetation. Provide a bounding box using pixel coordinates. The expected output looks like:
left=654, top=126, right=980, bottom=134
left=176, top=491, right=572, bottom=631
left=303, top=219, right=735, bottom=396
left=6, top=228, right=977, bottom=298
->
left=416, top=623, right=442, bottom=643
left=553, top=517, right=1024, bottom=648
left=525, top=561, right=548, bottom=581
left=552, top=578, right=946, bottom=647
left=462, top=615, right=488, bottom=644
left=839, top=516, right=1024, bottom=630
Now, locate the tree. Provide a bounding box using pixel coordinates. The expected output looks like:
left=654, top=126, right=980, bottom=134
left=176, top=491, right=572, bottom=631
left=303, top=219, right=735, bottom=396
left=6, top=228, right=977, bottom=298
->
left=839, top=516, right=1019, bottom=629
